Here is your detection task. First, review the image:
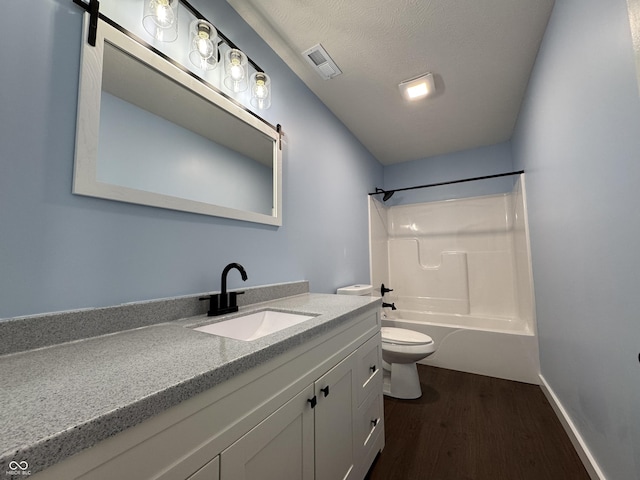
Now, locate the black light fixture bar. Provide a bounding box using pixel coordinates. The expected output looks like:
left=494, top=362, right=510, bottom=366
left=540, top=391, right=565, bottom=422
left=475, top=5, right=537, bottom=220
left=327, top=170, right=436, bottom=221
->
left=370, top=170, right=524, bottom=199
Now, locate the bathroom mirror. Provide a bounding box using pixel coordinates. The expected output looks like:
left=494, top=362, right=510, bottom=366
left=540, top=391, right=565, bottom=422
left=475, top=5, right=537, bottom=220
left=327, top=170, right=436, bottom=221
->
left=73, top=15, right=282, bottom=226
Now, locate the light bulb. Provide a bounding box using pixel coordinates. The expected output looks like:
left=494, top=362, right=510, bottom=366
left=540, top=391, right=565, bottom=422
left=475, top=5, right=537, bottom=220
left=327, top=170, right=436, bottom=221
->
left=152, top=0, right=175, bottom=28
left=195, top=23, right=213, bottom=59
left=196, top=38, right=213, bottom=59
left=230, top=65, right=244, bottom=81
left=250, top=72, right=271, bottom=109
left=253, top=75, right=268, bottom=99
left=189, top=20, right=218, bottom=70
left=224, top=49, right=248, bottom=92
left=254, top=83, right=268, bottom=99
left=229, top=52, right=245, bottom=80
left=143, top=0, right=178, bottom=42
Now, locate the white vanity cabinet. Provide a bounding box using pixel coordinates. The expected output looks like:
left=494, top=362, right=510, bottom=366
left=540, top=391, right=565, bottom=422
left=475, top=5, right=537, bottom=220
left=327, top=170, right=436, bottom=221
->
left=220, top=339, right=382, bottom=480
left=33, top=307, right=383, bottom=480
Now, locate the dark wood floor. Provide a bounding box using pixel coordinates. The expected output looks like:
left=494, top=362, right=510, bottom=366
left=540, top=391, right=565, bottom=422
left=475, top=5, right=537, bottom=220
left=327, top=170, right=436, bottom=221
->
left=366, top=365, right=590, bottom=480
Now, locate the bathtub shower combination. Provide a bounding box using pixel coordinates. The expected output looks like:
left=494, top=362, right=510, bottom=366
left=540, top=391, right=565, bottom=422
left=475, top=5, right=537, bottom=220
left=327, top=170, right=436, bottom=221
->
left=369, top=174, right=540, bottom=384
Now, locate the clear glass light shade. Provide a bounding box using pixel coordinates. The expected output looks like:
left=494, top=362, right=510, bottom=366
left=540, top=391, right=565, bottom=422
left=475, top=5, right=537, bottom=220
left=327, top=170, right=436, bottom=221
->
left=223, top=49, right=248, bottom=93
left=250, top=72, right=271, bottom=110
left=143, top=0, right=179, bottom=42
left=189, top=20, right=218, bottom=70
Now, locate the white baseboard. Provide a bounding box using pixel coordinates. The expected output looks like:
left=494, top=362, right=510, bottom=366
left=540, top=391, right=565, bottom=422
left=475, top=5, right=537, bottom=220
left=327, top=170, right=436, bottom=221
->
left=539, top=374, right=606, bottom=480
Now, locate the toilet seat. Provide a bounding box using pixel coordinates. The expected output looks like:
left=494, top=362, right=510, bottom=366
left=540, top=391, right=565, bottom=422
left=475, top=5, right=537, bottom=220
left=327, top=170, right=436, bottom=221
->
left=381, top=327, right=433, bottom=346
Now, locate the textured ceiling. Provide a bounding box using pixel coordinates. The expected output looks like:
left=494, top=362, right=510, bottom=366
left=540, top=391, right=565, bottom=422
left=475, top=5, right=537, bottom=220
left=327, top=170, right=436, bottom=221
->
left=227, top=0, right=555, bottom=165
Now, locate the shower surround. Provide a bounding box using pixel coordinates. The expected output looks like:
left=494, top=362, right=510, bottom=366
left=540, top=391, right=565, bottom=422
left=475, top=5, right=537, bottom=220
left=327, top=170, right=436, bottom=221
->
left=370, top=175, right=540, bottom=384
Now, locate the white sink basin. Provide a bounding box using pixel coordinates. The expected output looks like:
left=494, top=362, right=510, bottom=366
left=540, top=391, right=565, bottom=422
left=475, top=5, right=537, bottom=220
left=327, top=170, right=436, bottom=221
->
left=193, top=310, right=316, bottom=341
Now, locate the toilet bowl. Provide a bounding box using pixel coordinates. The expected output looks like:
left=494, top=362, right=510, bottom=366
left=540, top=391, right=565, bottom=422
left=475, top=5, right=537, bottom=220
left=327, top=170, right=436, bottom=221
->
left=336, top=284, right=437, bottom=400
left=381, top=327, right=435, bottom=399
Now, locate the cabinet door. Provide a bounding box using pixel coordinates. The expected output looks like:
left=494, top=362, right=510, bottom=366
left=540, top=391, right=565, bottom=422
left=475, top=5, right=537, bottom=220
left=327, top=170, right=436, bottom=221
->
left=220, top=384, right=314, bottom=480
left=187, top=456, right=219, bottom=480
left=315, top=351, right=358, bottom=480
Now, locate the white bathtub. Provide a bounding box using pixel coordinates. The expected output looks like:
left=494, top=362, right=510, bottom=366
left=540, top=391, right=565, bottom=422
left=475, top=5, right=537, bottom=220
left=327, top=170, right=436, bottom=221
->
left=382, top=310, right=540, bottom=384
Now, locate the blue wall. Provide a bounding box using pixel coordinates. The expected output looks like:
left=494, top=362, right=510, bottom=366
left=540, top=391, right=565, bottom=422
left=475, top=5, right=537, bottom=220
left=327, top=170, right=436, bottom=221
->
left=0, top=0, right=382, bottom=319
left=512, top=0, right=640, bottom=477
left=382, top=141, right=514, bottom=205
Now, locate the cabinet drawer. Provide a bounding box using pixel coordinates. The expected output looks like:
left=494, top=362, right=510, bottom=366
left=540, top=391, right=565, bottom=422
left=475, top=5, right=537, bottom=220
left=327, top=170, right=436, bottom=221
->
left=356, top=390, right=384, bottom=455
left=356, top=332, right=382, bottom=405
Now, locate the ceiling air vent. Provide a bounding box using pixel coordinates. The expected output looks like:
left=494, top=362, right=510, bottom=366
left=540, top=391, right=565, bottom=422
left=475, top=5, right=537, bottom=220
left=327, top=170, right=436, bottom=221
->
left=302, top=44, right=342, bottom=80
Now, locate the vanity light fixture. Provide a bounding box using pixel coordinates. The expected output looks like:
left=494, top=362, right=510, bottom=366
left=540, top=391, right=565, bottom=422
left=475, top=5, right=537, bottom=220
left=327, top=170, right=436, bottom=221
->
left=250, top=72, right=271, bottom=110
left=189, top=20, right=218, bottom=70
left=224, top=49, right=249, bottom=93
left=137, top=0, right=275, bottom=105
left=398, top=73, right=435, bottom=101
left=142, top=0, right=179, bottom=42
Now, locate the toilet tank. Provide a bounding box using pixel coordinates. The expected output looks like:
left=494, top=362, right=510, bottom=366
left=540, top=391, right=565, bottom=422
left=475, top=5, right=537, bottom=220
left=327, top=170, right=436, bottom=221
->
left=336, top=284, right=373, bottom=296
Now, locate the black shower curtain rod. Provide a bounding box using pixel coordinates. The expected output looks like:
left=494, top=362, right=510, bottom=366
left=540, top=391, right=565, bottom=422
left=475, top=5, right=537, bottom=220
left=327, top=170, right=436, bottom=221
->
left=369, top=170, right=524, bottom=200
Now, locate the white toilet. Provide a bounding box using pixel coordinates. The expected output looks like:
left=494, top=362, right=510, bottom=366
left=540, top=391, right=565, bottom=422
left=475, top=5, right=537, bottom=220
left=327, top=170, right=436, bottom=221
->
left=336, top=284, right=436, bottom=399
left=380, top=326, right=434, bottom=399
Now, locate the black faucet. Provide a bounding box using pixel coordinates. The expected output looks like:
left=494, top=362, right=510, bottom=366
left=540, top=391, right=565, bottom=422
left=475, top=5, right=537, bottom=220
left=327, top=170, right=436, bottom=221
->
left=200, top=262, right=248, bottom=316
left=382, top=302, right=397, bottom=310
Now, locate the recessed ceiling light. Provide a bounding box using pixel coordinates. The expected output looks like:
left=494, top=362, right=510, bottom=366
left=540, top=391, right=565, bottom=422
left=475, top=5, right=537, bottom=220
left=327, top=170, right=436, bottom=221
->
left=398, top=73, right=435, bottom=101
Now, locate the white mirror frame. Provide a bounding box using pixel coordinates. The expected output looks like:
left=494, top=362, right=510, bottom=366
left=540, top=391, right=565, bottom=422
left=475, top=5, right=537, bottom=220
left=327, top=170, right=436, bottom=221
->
left=73, top=14, right=283, bottom=226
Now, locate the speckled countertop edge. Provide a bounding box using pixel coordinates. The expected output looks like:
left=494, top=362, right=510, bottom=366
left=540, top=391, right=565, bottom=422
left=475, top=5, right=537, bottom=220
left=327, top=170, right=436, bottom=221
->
left=0, top=293, right=380, bottom=476
left=0, top=281, right=310, bottom=356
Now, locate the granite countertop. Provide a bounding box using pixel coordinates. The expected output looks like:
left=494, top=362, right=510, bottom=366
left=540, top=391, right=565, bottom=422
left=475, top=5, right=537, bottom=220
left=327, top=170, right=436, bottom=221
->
left=0, top=293, right=380, bottom=476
